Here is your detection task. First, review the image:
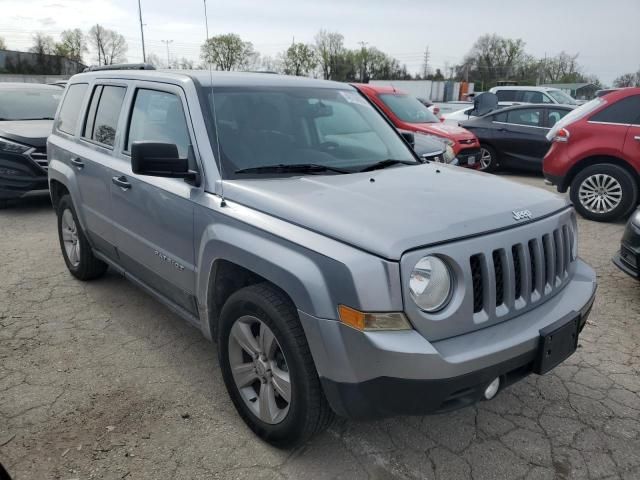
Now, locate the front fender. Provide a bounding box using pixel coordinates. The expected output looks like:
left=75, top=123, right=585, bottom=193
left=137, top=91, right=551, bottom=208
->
left=193, top=197, right=403, bottom=340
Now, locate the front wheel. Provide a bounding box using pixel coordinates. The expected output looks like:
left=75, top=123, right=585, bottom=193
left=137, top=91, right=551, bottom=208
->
left=56, top=195, right=108, bottom=280
left=479, top=144, right=498, bottom=172
left=570, top=164, right=638, bottom=222
left=218, top=283, right=333, bottom=447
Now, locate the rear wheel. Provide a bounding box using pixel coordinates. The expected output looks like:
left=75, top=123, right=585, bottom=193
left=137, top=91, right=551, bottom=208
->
left=570, top=164, right=638, bottom=222
left=479, top=144, right=498, bottom=172
left=218, top=283, right=333, bottom=447
left=57, top=195, right=108, bottom=280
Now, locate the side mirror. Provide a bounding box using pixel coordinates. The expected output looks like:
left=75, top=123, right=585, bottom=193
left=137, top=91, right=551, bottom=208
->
left=400, top=131, right=415, bottom=148
left=131, top=141, right=200, bottom=185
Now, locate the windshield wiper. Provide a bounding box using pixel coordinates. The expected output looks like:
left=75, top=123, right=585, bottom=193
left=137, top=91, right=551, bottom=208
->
left=18, top=117, right=55, bottom=120
left=235, top=163, right=351, bottom=175
left=358, top=159, right=417, bottom=172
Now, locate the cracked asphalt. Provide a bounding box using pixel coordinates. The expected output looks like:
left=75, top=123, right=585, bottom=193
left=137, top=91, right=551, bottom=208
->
left=1, top=173, right=639, bottom=480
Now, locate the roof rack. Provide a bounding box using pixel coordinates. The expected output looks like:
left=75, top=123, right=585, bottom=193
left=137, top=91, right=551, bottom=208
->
left=83, top=63, right=156, bottom=72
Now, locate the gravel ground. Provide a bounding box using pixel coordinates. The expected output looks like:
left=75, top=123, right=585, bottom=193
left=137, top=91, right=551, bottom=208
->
left=1, top=174, right=639, bottom=480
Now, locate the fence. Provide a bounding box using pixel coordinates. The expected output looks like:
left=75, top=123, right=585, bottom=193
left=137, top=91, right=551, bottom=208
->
left=369, top=80, right=475, bottom=102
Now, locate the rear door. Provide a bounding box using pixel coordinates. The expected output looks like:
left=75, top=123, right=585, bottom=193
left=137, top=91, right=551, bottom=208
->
left=620, top=95, right=640, bottom=167
left=74, top=82, right=128, bottom=259
left=109, top=82, right=199, bottom=315
left=493, top=107, right=549, bottom=170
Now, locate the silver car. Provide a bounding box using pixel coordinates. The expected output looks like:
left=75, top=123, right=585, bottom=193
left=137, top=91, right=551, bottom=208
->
left=48, top=67, right=597, bottom=447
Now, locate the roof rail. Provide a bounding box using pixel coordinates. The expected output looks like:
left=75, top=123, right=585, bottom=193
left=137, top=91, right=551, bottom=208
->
left=83, top=63, right=156, bottom=72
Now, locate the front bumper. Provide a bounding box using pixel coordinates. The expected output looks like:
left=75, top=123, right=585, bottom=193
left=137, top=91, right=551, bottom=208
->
left=456, top=147, right=481, bottom=169
left=612, top=218, right=640, bottom=280
left=0, top=151, right=48, bottom=200
left=300, top=259, right=596, bottom=419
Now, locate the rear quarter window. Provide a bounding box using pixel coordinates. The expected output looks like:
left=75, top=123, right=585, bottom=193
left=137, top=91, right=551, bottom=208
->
left=590, top=95, right=640, bottom=124
left=56, top=83, right=88, bottom=135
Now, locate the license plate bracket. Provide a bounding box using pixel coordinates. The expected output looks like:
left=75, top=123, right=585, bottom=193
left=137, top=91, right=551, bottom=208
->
left=533, top=312, right=580, bottom=375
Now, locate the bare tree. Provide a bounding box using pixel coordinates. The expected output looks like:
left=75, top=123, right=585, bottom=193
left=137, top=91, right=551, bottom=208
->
left=613, top=70, right=640, bottom=87
left=314, top=30, right=344, bottom=80
left=29, top=32, right=56, bottom=56
left=145, top=52, right=163, bottom=68
left=55, top=29, right=87, bottom=63
left=87, top=25, right=127, bottom=65
left=542, top=51, right=582, bottom=83
left=201, top=33, right=255, bottom=71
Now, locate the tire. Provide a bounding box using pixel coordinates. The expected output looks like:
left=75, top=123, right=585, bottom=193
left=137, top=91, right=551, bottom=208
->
left=218, top=283, right=333, bottom=447
left=569, top=163, right=638, bottom=222
left=479, top=144, right=498, bottom=172
left=56, top=194, right=108, bottom=280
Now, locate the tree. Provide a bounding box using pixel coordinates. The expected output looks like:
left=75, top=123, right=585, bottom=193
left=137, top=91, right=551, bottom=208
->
left=29, top=32, right=56, bottom=56
left=281, top=43, right=317, bottom=76
left=0, top=36, right=6, bottom=50
left=87, top=25, right=127, bottom=65
left=314, top=30, right=344, bottom=80
left=177, top=57, right=195, bottom=70
left=55, top=29, right=87, bottom=63
left=201, top=33, right=255, bottom=71
left=542, top=51, right=582, bottom=83
left=145, top=52, right=163, bottom=68
left=613, top=71, right=640, bottom=87
left=458, top=34, right=527, bottom=87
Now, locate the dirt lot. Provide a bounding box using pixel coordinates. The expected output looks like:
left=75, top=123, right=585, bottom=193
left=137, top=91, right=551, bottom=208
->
left=1, top=174, right=639, bottom=480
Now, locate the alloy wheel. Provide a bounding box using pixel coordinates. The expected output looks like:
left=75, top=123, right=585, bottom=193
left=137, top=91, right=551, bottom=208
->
left=480, top=148, right=492, bottom=170
left=228, top=315, right=291, bottom=425
left=61, top=208, right=80, bottom=267
left=578, top=174, right=623, bottom=214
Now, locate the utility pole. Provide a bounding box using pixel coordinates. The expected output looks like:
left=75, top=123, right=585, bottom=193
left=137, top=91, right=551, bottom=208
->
left=358, top=41, right=369, bottom=82
left=162, top=39, right=173, bottom=68
left=422, top=46, right=430, bottom=78
left=137, top=0, right=146, bottom=63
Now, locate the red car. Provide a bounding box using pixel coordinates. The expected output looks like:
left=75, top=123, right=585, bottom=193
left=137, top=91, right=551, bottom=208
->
left=543, top=88, right=640, bottom=222
left=352, top=84, right=481, bottom=167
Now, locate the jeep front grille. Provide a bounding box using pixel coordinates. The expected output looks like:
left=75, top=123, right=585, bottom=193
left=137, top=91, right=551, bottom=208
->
left=470, top=225, right=574, bottom=316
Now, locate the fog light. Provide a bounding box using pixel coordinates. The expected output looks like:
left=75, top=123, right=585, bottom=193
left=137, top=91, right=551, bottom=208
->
left=484, top=377, right=500, bottom=400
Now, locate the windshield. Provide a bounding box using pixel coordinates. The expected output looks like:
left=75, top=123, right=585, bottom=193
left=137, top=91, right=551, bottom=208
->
left=0, top=88, right=62, bottom=120
left=378, top=94, right=440, bottom=123
left=546, top=97, right=604, bottom=140
left=547, top=89, right=577, bottom=105
left=205, top=87, right=416, bottom=178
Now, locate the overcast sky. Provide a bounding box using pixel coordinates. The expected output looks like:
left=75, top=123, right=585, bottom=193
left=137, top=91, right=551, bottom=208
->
left=2, top=0, right=639, bottom=85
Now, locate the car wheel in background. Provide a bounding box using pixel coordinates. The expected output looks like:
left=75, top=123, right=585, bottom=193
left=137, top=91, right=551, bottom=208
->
left=570, top=163, right=638, bottom=222
left=479, top=144, right=498, bottom=172
left=56, top=195, right=108, bottom=280
left=218, top=283, right=333, bottom=447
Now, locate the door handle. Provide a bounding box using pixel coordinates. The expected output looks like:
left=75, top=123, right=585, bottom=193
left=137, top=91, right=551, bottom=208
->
left=112, top=175, right=131, bottom=190
left=70, top=157, right=84, bottom=169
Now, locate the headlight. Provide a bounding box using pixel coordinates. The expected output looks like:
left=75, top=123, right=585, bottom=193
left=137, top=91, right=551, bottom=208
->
left=631, top=209, right=640, bottom=228
left=0, top=137, right=30, bottom=155
left=409, top=256, right=453, bottom=312
left=443, top=144, right=455, bottom=163
left=416, top=131, right=455, bottom=148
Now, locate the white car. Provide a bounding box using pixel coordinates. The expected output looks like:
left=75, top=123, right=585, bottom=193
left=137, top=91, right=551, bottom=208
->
left=489, top=86, right=578, bottom=106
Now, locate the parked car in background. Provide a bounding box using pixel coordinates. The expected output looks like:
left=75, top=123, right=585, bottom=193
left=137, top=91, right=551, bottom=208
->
left=490, top=86, right=578, bottom=106
left=416, top=97, right=441, bottom=119
left=462, top=104, right=574, bottom=172
left=544, top=88, right=640, bottom=222
left=48, top=67, right=596, bottom=447
left=0, top=83, right=62, bottom=207
left=613, top=207, right=640, bottom=280
left=396, top=129, right=469, bottom=166
left=352, top=84, right=482, bottom=167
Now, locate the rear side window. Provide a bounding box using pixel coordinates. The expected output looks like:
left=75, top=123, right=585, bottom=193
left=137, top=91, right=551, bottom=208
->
left=83, top=85, right=126, bottom=147
left=495, top=90, right=517, bottom=102
left=590, top=95, right=640, bottom=124
left=547, top=108, right=569, bottom=127
left=57, top=84, right=88, bottom=135
left=506, top=108, right=543, bottom=127
left=521, top=91, right=546, bottom=103
left=126, top=89, right=191, bottom=157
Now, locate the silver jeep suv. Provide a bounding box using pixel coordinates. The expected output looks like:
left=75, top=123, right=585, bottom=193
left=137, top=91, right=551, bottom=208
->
left=48, top=67, right=597, bottom=447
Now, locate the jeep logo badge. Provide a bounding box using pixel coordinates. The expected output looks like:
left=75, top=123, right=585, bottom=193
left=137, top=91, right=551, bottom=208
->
left=512, top=209, right=533, bottom=221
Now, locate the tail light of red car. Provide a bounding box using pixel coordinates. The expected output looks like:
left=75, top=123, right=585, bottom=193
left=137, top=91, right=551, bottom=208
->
left=551, top=128, right=570, bottom=143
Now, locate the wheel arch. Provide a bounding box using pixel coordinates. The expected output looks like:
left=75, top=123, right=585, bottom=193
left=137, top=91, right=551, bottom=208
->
left=562, top=155, right=639, bottom=192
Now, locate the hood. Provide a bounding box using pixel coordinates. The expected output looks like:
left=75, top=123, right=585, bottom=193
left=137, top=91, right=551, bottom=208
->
left=223, top=164, right=570, bottom=260
left=413, top=122, right=476, bottom=139
left=0, top=120, right=53, bottom=148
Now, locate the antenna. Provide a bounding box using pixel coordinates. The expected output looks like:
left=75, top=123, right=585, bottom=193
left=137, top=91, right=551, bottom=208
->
left=137, top=0, right=146, bottom=62
left=203, top=0, right=226, bottom=207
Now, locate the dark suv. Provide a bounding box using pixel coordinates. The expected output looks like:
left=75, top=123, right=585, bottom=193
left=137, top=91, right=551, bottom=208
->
left=0, top=83, right=62, bottom=207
